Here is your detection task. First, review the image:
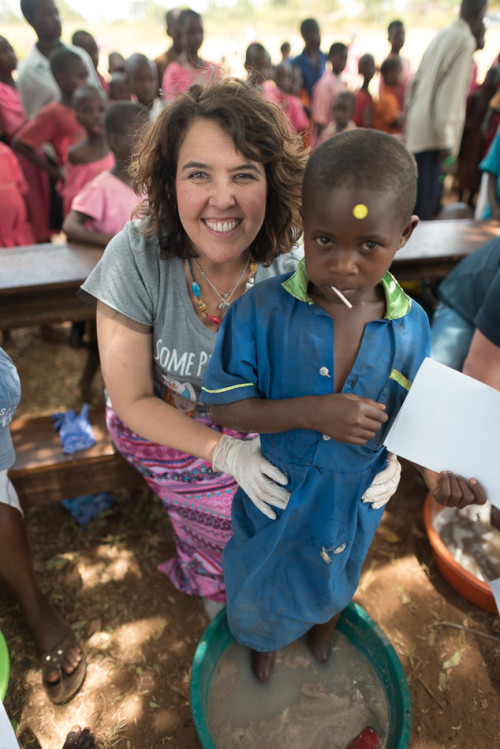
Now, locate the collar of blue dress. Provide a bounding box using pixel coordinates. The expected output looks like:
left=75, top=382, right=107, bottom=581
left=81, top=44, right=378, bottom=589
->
left=281, top=257, right=412, bottom=320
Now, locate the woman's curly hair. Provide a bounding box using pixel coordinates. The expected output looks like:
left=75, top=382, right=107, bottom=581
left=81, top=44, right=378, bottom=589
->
left=131, top=78, right=306, bottom=263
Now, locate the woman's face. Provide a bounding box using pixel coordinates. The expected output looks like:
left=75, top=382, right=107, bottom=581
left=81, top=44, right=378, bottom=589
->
left=175, top=118, right=268, bottom=265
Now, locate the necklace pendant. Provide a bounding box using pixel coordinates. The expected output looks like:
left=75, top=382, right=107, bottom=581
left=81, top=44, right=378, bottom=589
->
left=218, top=301, right=230, bottom=310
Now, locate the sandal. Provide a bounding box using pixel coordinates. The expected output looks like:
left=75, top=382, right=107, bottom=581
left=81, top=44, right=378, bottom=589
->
left=42, top=631, right=87, bottom=705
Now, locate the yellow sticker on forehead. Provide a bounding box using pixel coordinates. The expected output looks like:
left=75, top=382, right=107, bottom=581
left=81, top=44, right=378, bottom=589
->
left=353, top=203, right=368, bottom=219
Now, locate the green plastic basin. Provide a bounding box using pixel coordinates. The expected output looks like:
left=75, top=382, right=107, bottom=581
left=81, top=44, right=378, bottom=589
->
left=0, top=629, right=10, bottom=701
left=190, top=602, right=411, bottom=748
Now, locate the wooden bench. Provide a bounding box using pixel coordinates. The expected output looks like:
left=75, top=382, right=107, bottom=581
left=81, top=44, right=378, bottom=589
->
left=8, top=409, right=145, bottom=507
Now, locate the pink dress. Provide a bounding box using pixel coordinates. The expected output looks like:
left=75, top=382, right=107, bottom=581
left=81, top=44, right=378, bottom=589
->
left=0, top=83, right=50, bottom=242
left=262, top=82, right=309, bottom=133
left=0, top=143, right=35, bottom=247
left=71, top=171, right=142, bottom=236
left=62, top=152, right=114, bottom=218
left=15, top=101, right=85, bottom=167
left=161, top=60, right=221, bottom=101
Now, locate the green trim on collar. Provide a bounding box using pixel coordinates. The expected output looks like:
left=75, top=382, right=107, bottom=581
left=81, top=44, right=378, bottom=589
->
left=281, top=258, right=412, bottom=319
left=282, top=257, right=314, bottom=304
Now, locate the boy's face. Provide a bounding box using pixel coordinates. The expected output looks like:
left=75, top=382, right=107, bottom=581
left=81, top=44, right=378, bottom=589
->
left=331, top=49, right=347, bottom=75
left=389, top=25, right=405, bottom=52
left=30, top=0, right=61, bottom=40
left=303, top=187, right=417, bottom=307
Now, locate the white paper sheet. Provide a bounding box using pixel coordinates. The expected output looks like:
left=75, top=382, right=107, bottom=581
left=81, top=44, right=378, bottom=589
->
left=384, top=357, right=500, bottom=509
left=0, top=700, right=20, bottom=749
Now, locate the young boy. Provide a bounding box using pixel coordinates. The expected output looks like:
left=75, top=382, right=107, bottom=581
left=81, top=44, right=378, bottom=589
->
left=315, top=90, right=356, bottom=146
left=374, top=56, right=405, bottom=135
left=201, top=129, right=486, bottom=683
left=312, top=41, right=348, bottom=145
left=354, top=53, right=375, bottom=128
left=379, top=19, right=412, bottom=111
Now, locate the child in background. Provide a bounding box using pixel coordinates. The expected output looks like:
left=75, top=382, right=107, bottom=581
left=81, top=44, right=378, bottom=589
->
left=0, top=35, right=50, bottom=242
left=244, top=42, right=272, bottom=89
left=12, top=47, right=87, bottom=185
left=312, top=42, right=349, bottom=146
left=315, top=90, right=356, bottom=146
left=272, top=62, right=309, bottom=135
left=202, top=129, right=486, bottom=683
left=72, top=29, right=109, bottom=94
left=0, top=142, right=35, bottom=247
left=125, top=53, right=163, bottom=120
left=161, top=9, right=220, bottom=101
left=374, top=57, right=404, bottom=136
left=108, top=51, right=126, bottom=76
left=353, top=53, right=375, bottom=128
left=108, top=72, right=132, bottom=103
left=379, top=19, right=411, bottom=112
left=63, top=102, right=145, bottom=246
left=62, top=85, right=113, bottom=218
left=280, top=41, right=291, bottom=61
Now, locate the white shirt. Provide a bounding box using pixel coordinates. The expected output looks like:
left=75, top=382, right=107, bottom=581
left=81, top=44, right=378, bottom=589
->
left=405, top=18, right=475, bottom=155
left=17, top=43, right=101, bottom=120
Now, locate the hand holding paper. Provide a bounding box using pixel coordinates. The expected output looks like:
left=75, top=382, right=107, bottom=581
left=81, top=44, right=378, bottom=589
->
left=385, top=358, right=493, bottom=508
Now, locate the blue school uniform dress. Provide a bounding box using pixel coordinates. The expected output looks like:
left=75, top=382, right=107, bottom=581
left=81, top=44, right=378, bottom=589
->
left=201, top=259, right=430, bottom=652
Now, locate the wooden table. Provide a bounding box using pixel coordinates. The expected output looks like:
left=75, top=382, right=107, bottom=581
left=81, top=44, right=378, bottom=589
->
left=0, top=241, right=102, bottom=329
left=391, top=219, right=500, bottom=281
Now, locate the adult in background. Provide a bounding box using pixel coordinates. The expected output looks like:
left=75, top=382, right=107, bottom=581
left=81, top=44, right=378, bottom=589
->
left=430, top=237, right=500, bottom=387
left=17, top=0, right=100, bottom=120
left=291, top=18, right=327, bottom=99
left=405, top=0, right=488, bottom=220
left=80, top=80, right=401, bottom=615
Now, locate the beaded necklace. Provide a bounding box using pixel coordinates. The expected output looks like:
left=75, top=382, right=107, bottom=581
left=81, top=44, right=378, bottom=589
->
left=187, top=256, right=258, bottom=325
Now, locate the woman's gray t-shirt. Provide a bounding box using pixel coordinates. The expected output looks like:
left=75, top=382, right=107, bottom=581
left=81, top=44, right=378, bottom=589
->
left=81, top=221, right=303, bottom=415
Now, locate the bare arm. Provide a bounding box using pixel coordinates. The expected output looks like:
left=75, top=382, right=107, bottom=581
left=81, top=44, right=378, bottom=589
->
left=210, top=393, right=387, bottom=446
left=97, top=301, right=222, bottom=462
left=11, top=139, right=62, bottom=180
left=463, top=329, right=500, bottom=389
left=63, top=210, right=112, bottom=247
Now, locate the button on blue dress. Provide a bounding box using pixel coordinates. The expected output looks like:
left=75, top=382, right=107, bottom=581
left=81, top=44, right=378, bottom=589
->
left=202, top=261, right=430, bottom=652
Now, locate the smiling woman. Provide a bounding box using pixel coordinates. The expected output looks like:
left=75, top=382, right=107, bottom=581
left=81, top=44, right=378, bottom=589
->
left=80, top=79, right=402, bottom=612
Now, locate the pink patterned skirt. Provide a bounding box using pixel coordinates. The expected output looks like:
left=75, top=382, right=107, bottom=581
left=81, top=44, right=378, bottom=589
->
left=106, top=406, right=243, bottom=602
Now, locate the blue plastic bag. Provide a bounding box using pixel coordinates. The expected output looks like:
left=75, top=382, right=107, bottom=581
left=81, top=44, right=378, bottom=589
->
left=52, top=403, right=96, bottom=454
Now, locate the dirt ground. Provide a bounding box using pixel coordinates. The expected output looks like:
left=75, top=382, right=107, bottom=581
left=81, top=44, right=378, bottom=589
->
left=1, top=326, right=500, bottom=749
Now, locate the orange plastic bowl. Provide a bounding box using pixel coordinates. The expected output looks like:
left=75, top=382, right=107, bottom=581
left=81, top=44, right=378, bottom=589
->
left=423, top=494, right=498, bottom=614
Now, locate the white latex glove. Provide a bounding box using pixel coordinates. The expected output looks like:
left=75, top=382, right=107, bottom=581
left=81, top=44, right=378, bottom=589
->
left=362, top=452, right=401, bottom=510
left=212, top=434, right=289, bottom=520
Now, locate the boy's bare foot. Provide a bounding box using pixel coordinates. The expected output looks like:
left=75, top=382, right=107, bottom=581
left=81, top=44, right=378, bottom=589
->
left=62, top=726, right=97, bottom=748
left=250, top=649, right=276, bottom=683
left=308, top=612, right=342, bottom=663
